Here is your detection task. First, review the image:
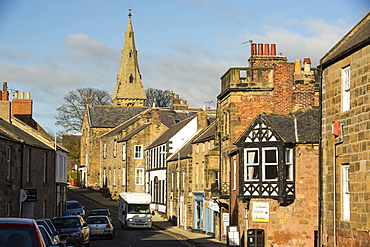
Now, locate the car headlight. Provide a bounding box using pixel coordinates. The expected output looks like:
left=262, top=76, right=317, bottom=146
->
left=127, top=218, right=133, bottom=222
left=147, top=219, right=152, bottom=222
left=70, top=232, right=80, bottom=237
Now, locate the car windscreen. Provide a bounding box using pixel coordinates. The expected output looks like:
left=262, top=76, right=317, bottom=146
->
left=67, top=202, right=81, bottom=209
left=0, top=226, right=37, bottom=247
left=52, top=218, right=81, bottom=229
left=128, top=204, right=150, bottom=214
left=89, top=210, right=108, bottom=216
left=87, top=217, right=108, bottom=224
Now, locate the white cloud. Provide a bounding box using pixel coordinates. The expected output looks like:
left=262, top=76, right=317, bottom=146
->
left=239, top=18, right=351, bottom=66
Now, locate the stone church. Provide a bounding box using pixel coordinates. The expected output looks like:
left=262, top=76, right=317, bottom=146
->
left=80, top=12, right=201, bottom=191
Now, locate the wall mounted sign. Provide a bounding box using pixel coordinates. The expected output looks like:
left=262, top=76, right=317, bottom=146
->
left=252, top=201, right=270, bottom=222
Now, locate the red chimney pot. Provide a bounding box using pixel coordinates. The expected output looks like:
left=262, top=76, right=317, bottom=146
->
left=270, top=44, right=276, bottom=55
left=257, top=44, right=263, bottom=55
left=251, top=43, right=257, bottom=55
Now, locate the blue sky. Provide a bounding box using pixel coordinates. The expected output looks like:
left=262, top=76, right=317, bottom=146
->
left=0, top=0, right=368, bottom=134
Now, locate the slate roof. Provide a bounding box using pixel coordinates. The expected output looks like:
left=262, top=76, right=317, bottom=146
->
left=264, top=107, right=319, bottom=143
left=100, top=116, right=140, bottom=138
left=192, top=121, right=216, bottom=144
left=0, top=119, right=53, bottom=150
left=320, top=12, right=370, bottom=68
left=159, top=110, right=197, bottom=128
left=119, top=124, right=151, bottom=142
left=88, top=106, right=148, bottom=128
left=237, top=106, right=319, bottom=144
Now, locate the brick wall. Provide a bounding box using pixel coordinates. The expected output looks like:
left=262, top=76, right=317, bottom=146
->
left=245, top=144, right=319, bottom=247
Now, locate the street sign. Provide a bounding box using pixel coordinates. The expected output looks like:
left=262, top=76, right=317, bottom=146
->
left=20, top=189, right=37, bottom=202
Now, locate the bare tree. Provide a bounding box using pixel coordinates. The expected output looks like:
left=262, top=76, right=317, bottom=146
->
left=145, top=88, right=173, bottom=107
left=56, top=88, right=112, bottom=133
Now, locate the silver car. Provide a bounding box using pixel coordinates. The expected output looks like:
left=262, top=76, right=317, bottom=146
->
left=86, top=215, right=114, bottom=240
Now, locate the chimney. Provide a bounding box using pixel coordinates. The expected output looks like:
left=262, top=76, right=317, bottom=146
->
left=86, top=94, right=93, bottom=106
left=303, top=58, right=311, bottom=73
left=270, top=44, right=276, bottom=55
left=295, top=59, right=302, bottom=72
left=12, top=92, right=33, bottom=117
left=251, top=43, right=257, bottom=55
left=257, top=44, right=263, bottom=55
left=264, top=44, right=270, bottom=55
left=0, top=82, right=11, bottom=122
left=151, top=108, right=161, bottom=126
left=197, top=109, right=208, bottom=130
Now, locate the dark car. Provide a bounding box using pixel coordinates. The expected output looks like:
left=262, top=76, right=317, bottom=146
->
left=38, top=225, right=59, bottom=247
left=0, top=217, right=58, bottom=247
left=86, top=215, right=114, bottom=240
left=36, top=219, right=65, bottom=247
left=87, top=208, right=112, bottom=221
left=52, top=216, right=90, bottom=247
left=66, top=201, right=85, bottom=218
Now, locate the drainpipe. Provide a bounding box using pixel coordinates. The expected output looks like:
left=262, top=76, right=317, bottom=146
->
left=317, top=68, right=323, bottom=247
left=333, top=124, right=343, bottom=247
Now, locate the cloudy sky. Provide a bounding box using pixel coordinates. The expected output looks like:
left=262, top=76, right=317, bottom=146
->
left=0, top=0, right=368, bottom=134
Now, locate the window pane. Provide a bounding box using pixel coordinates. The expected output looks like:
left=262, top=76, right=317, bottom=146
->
left=265, top=165, right=278, bottom=179
left=286, top=164, right=293, bottom=180
left=246, top=166, right=259, bottom=180
left=265, top=150, right=277, bottom=163
left=246, top=150, right=258, bottom=164
left=285, top=149, right=292, bottom=164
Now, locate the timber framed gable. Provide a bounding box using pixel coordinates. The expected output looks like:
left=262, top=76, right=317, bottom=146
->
left=236, top=115, right=295, bottom=206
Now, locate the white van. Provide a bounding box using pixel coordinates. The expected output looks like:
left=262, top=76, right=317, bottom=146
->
left=118, top=192, right=153, bottom=229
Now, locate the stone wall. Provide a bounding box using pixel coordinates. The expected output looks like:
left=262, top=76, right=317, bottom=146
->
left=321, top=43, right=370, bottom=246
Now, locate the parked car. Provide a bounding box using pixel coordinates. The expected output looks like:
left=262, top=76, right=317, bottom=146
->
left=52, top=216, right=90, bottom=247
left=0, top=217, right=58, bottom=247
left=37, top=219, right=60, bottom=239
left=36, top=219, right=65, bottom=247
left=66, top=200, right=85, bottom=218
left=86, top=215, right=114, bottom=240
left=38, top=225, right=59, bottom=247
left=87, top=208, right=112, bottom=221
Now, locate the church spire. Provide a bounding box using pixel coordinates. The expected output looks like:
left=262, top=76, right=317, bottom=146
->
left=112, top=10, right=146, bottom=107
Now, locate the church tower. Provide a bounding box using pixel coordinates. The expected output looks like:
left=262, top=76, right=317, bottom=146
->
left=112, top=11, right=146, bottom=106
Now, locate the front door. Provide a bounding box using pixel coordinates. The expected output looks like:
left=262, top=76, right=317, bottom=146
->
left=193, top=192, right=204, bottom=230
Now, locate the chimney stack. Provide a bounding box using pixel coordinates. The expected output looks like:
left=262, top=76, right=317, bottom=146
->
left=295, top=59, right=302, bottom=72
left=86, top=94, right=93, bottom=106
left=12, top=92, right=33, bottom=117
left=0, top=82, right=11, bottom=122
left=303, top=58, right=311, bottom=73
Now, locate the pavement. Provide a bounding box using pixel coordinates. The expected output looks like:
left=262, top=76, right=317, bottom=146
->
left=68, top=186, right=226, bottom=247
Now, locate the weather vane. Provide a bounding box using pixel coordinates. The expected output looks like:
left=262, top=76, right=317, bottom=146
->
left=128, top=8, right=132, bottom=18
